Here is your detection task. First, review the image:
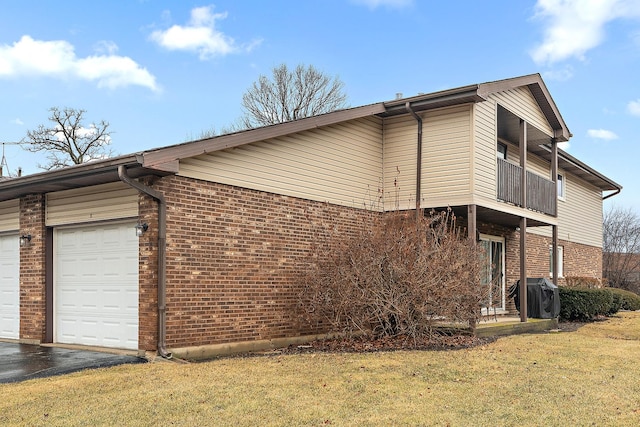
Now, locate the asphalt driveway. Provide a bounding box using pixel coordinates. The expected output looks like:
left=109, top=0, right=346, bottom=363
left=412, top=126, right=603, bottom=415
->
left=0, top=342, right=146, bottom=384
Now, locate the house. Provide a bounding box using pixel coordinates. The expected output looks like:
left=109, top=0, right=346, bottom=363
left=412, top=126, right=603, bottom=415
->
left=0, top=74, right=621, bottom=358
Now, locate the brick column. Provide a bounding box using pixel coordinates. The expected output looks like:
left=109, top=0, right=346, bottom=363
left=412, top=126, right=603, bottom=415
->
left=19, top=194, right=46, bottom=342
left=138, top=183, right=159, bottom=351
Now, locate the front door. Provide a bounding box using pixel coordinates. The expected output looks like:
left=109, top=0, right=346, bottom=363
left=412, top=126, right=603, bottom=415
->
left=479, top=234, right=505, bottom=311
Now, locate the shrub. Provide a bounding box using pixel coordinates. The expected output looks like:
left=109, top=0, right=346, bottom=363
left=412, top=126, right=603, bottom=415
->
left=297, top=209, right=483, bottom=338
left=607, top=287, right=640, bottom=311
left=558, top=287, right=614, bottom=321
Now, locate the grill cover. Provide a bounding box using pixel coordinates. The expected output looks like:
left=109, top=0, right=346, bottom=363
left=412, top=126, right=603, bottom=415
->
left=509, top=278, right=561, bottom=319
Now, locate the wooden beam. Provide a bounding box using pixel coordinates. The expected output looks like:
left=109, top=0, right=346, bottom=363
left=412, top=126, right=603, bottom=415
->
left=467, top=204, right=477, bottom=243
left=552, top=224, right=559, bottom=285
left=519, top=119, right=528, bottom=322
left=551, top=138, right=559, bottom=285
left=551, top=138, right=558, bottom=217
left=520, top=217, right=528, bottom=322
left=520, top=119, right=527, bottom=209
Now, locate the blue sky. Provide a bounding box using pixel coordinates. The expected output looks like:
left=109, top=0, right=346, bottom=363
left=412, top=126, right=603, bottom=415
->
left=1, top=0, right=639, bottom=210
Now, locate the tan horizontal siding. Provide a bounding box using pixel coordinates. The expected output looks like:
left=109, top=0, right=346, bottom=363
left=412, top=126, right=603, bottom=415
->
left=383, top=115, right=416, bottom=210
left=473, top=100, right=497, bottom=200
left=423, top=105, right=472, bottom=204
left=0, top=199, right=19, bottom=232
left=529, top=171, right=603, bottom=247
left=383, top=105, right=472, bottom=210
left=558, top=174, right=603, bottom=246
left=46, top=182, right=139, bottom=226
left=179, top=117, right=384, bottom=210
left=489, top=86, right=553, bottom=136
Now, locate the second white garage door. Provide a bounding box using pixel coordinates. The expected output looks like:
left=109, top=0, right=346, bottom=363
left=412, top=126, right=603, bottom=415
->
left=0, top=233, right=20, bottom=340
left=55, top=222, right=139, bottom=350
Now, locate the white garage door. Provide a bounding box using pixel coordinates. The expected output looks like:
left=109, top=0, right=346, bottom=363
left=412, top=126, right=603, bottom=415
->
left=55, top=222, right=139, bottom=350
left=0, top=233, right=20, bottom=340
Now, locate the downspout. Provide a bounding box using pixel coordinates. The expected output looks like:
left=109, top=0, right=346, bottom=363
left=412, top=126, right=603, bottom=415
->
left=406, top=102, right=423, bottom=220
left=118, top=165, right=172, bottom=359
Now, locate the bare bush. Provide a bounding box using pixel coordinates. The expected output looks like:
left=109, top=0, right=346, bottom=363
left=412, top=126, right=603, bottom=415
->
left=297, top=209, right=483, bottom=339
left=603, top=205, right=640, bottom=291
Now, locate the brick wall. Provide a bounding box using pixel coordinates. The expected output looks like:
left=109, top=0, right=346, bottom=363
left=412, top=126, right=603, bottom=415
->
left=464, top=219, right=603, bottom=313
left=19, top=194, right=46, bottom=342
left=147, top=175, right=605, bottom=348
left=154, top=175, right=372, bottom=349
left=138, top=181, right=159, bottom=350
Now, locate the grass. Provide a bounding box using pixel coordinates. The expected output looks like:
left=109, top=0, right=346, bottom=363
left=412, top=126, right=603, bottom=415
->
left=2, top=312, right=640, bottom=426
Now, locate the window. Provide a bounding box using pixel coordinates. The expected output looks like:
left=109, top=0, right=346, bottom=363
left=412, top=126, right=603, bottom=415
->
left=549, top=245, right=564, bottom=278
left=557, top=173, right=565, bottom=200
left=497, top=142, right=507, bottom=160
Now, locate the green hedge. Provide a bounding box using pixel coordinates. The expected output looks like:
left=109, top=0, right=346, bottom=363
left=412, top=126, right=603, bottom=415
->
left=558, top=287, right=640, bottom=321
left=607, top=288, right=640, bottom=311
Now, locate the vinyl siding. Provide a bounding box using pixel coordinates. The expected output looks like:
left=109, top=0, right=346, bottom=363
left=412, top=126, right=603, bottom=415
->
left=178, top=117, right=384, bottom=210
left=383, top=105, right=472, bottom=210
left=383, top=115, right=418, bottom=210
left=0, top=199, right=19, bottom=232
left=473, top=100, right=497, bottom=201
left=46, top=182, right=139, bottom=226
left=488, top=86, right=553, bottom=136
left=529, top=172, right=603, bottom=247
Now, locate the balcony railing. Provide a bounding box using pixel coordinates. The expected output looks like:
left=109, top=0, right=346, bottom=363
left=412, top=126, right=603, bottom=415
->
left=497, top=158, right=556, bottom=216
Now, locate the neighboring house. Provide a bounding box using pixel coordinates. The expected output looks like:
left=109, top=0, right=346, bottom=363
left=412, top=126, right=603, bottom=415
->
left=0, top=74, right=621, bottom=357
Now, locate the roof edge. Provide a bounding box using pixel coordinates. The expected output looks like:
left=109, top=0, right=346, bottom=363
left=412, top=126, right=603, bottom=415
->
left=141, top=103, right=387, bottom=167
left=478, top=73, right=571, bottom=142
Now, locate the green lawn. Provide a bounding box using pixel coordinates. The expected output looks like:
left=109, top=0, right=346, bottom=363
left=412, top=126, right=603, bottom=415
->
left=2, top=312, right=640, bottom=426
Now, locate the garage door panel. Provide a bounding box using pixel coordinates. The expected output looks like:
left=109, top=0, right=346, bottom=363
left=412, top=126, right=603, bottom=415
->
left=55, top=222, right=139, bottom=350
left=0, top=234, right=19, bottom=339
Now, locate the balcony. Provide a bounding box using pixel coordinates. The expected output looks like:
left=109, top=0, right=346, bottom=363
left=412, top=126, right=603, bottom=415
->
left=497, top=158, right=556, bottom=216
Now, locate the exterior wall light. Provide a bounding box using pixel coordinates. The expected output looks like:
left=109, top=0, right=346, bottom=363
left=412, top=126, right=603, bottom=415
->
left=135, top=223, right=149, bottom=237
left=19, top=234, right=32, bottom=247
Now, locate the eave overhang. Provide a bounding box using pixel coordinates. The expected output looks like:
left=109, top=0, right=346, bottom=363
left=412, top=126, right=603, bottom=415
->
left=0, top=154, right=177, bottom=202
left=477, top=73, right=572, bottom=142
left=538, top=145, right=622, bottom=192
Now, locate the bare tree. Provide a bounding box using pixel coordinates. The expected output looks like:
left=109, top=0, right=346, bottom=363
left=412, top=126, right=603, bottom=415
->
left=240, top=64, right=348, bottom=128
left=23, top=107, right=113, bottom=170
left=603, top=205, right=640, bottom=290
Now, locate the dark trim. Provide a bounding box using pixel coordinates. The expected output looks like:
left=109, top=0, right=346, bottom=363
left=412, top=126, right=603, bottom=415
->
left=117, top=166, right=171, bottom=359
left=406, top=102, right=423, bottom=217
left=519, top=217, right=528, bottom=322
left=44, top=227, right=53, bottom=343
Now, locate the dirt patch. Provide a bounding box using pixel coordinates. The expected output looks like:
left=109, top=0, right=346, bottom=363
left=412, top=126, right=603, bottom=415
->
left=557, top=320, right=588, bottom=332
left=557, top=316, right=611, bottom=333
left=277, top=333, right=494, bottom=354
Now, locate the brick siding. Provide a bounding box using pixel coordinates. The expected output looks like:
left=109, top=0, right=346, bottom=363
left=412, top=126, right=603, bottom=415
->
left=138, top=181, right=159, bottom=350
left=479, top=223, right=602, bottom=313
left=154, top=175, right=372, bottom=349
left=13, top=174, right=604, bottom=350
left=19, top=194, right=46, bottom=341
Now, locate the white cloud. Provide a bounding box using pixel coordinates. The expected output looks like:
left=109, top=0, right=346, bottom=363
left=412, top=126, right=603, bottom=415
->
left=628, top=99, right=640, bottom=116
left=542, top=65, right=574, bottom=81
left=0, top=35, right=158, bottom=91
left=530, top=0, right=640, bottom=65
left=587, top=128, right=619, bottom=140
left=351, top=0, right=413, bottom=9
left=11, top=118, right=24, bottom=126
left=558, top=141, right=570, bottom=150
left=150, top=6, right=260, bottom=60
left=94, top=40, right=119, bottom=55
